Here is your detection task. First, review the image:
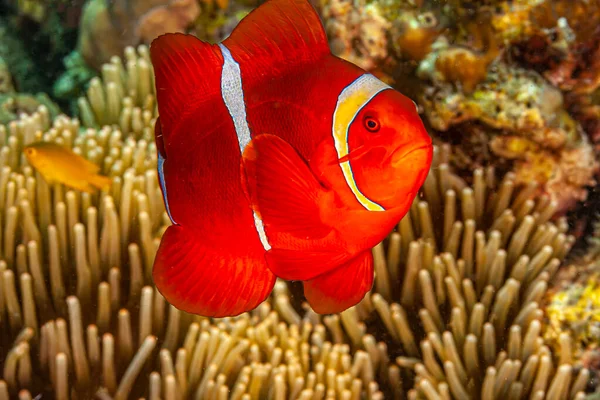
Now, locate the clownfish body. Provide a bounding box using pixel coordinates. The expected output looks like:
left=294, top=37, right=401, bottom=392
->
left=151, top=0, right=433, bottom=317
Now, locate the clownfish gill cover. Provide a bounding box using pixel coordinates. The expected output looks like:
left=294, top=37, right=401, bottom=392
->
left=150, top=0, right=432, bottom=318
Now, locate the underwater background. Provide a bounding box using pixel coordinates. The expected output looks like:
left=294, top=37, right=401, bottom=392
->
left=0, top=0, right=599, bottom=398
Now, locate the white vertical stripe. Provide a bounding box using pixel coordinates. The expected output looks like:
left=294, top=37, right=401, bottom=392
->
left=332, top=74, right=390, bottom=211
left=219, top=44, right=253, bottom=152
left=219, top=44, right=272, bottom=251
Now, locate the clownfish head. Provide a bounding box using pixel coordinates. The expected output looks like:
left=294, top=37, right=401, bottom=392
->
left=314, top=74, right=432, bottom=211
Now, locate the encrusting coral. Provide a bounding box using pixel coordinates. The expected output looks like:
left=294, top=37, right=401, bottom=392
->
left=542, top=214, right=600, bottom=389
left=545, top=274, right=600, bottom=387
left=319, top=0, right=598, bottom=215
left=320, top=0, right=392, bottom=73
left=418, top=61, right=598, bottom=214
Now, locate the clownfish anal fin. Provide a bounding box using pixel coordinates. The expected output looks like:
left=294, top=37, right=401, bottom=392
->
left=150, top=34, right=223, bottom=139
left=303, top=250, right=374, bottom=314
left=265, top=248, right=350, bottom=281
left=223, top=0, right=330, bottom=71
left=242, top=133, right=332, bottom=240
left=153, top=225, right=276, bottom=317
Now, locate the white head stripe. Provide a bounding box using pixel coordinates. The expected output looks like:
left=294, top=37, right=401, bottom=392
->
left=219, top=43, right=271, bottom=250
left=158, top=152, right=176, bottom=225
left=332, top=74, right=391, bottom=211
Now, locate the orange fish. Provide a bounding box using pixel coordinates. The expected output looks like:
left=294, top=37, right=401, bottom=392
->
left=151, top=0, right=433, bottom=317
left=23, top=142, right=112, bottom=193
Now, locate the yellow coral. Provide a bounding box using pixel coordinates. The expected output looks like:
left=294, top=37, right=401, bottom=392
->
left=546, top=274, right=600, bottom=364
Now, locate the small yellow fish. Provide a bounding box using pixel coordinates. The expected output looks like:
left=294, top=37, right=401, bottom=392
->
left=23, top=142, right=112, bottom=193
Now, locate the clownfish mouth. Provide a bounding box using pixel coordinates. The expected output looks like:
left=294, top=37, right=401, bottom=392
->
left=391, top=144, right=432, bottom=168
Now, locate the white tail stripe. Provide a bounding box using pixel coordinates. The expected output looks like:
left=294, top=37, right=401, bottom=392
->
left=219, top=43, right=271, bottom=251
left=158, top=152, right=176, bottom=225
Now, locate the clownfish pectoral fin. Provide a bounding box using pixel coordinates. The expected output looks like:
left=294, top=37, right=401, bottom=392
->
left=150, top=33, right=223, bottom=143
left=223, top=0, right=330, bottom=71
left=242, top=134, right=333, bottom=241
left=335, top=145, right=370, bottom=164
left=153, top=225, right=276, bottom=318
left=303, top=250, right=374, bottom=314
left=242, top=134, right=352, bottom=281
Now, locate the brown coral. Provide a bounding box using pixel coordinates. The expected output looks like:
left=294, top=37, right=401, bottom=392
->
left=417, top=10, right=500, bottom=94
left=321, top=0, right=391, bottom=72
left=389, top=9, right=442, bottom=63
left=77, top=0, right=200, bottom=70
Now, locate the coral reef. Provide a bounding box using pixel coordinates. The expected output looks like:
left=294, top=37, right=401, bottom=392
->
left=0, top=93, right=61, bottom=125
left=419, top=62, right=598, bottom=214
left=416, top=6, right=500, bottom=94
left=1, top=0, right=600, bottom=398
left=192, top=0, right=251, bottom=44
left=506, top=0, right=600, bottom=169
left=0, top=18, right=47, bottom=94
left=543, top=215, right=600, bottom=388
left=391, top=13, right=441, bottom=64
left=320, top=0, right=392, bottom=72
left=52, top=51, right=97, bottom=106
left=320, top=0, right=599, bottom=217
left=546, top=274, right=600, bottom=385
left=0, top=57, right=14, bottom=95
left=76, top=0, right=200, bottom=71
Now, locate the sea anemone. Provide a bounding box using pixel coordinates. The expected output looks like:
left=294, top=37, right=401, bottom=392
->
left=76, top=45, right=157, bottom=132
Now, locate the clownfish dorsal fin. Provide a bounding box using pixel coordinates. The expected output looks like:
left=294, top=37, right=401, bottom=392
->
left=223, top=0, right=330, bottom=70
left=150, top=34, right=223, bottom=141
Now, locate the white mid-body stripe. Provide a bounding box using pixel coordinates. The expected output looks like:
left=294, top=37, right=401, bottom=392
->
left=219, top=44, right=272, bottom=251
left=332, top=74, right=391, bottom=211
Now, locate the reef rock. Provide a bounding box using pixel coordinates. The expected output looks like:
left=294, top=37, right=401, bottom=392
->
left=420, top=61, right=598, bottom=213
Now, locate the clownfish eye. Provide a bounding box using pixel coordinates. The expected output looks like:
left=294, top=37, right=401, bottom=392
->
left=364, top=117, right=380, bottom=132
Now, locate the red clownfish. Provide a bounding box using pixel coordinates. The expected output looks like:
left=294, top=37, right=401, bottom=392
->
left=150, top=0, right=433, bottom=317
